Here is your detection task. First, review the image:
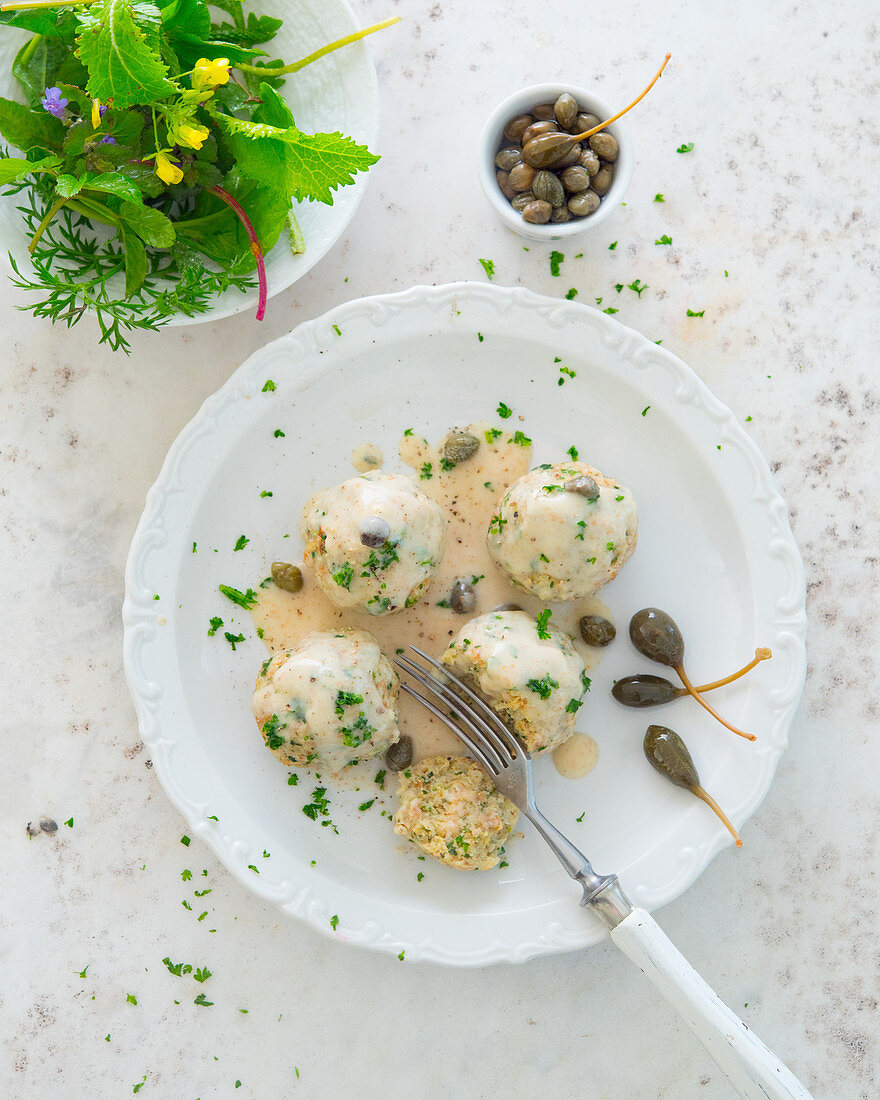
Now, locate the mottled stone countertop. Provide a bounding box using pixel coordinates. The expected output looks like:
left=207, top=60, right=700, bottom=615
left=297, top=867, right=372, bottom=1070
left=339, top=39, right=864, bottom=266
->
left=2, top=0, right=879, bottom=1097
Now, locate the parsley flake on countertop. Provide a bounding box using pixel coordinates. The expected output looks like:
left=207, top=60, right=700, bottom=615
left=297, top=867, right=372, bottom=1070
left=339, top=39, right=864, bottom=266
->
left=654, top=193, right=665, bottom=202
left=497, top=401, right=513, bottom=419
left=233, top=535, right=249, bottom=552
left=274, top=429, right=285, bottom=438
left=627, top=278, right=649, bottom=297
left=478, top=258, right=495, bottom=279
left=577, top=811, right=586, bottom=822
left=77, top=965, right=89, bottom=978
left=549, top=250, right=564, bottom=276
left=676, top=142, right=695, bottom=153
left=126, top=993, right=137, bottom=1005
left=194, top=993, right=214, bottom=1007
left=133, top=1076, right=147, bottom=1094
left=608, top=241, right=617, bottom=250
left=655, top=235, right=673, bottom=245
left=477, top=332, right=484, bottom=342
left=64, top=817, right=73, bottom=827
left=180, top=835, right=191, bottom=847
left=262, top=380, right=276, bottom=393
left=686, top=308, right=705, bottom=317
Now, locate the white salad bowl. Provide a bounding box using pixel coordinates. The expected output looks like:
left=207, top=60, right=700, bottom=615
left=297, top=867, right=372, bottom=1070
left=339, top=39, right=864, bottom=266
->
left=478, top=82, right=634, bottom=242
left=0, top=0, right=380, bottom=325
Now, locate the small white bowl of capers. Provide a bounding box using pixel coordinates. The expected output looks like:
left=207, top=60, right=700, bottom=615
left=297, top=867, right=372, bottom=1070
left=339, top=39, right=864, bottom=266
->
left=478, top=82, right=634, bottom=241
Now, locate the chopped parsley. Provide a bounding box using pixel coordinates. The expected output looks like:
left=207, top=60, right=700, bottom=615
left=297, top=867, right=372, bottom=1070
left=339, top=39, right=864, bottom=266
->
left=126, top=993, right=138, bottom=1005
left=536, top=609, right=552, bottom=639
left=260, top=490, right=273, bottom=498
left=262, top=714, right=286, bottom=751
left=566, top=698, right=584, bottom=714
left=549, top=250, right=564, bottom=276
left=193, top=993, right=214, bottom=1007
left=224, top=631, right=245, bottom=651
left=374, top=770, right=386, bottom=790
left=484, top=427, right=502, bottom=443
left=565, top=288, right=578, bottom=300
left=273, top=428, right=285, bottom=438
left=162, top=956, right=192, bottom=977
left=508, top=430, right=531, bottom=447
left=488, top=513, right=507, bottom=535
left=642, top=406, right=651, bottom=417
left=335, top=690, right=364, bottom=716
left=478, top=257, right=495, bottom=279
left=477, top=332, right=484, bottom=343
left=576, top=811, right=586, bottom=823
left=77, top=965, right=89, bottom=978
left=439, top=456, right=456, bottom=471
left=358, top=799, right=375, bottom=811
left=542, top=485, right=564, bottom=493
left=567, top=445, right=579, bottom=461
left=581, top=671, right=592, bottom=692
left=332, top=563, right=354, bottom=590
left=608, top=241, right=617, bottom=250
left=627, top=278, right=648, bottom=298
left=686, top=308, right=705, bottom=317
left=332, top=324, right=342, bottom=336
left=654, top=193, right=664, bottom=202
left=655, top=235, right=673, bottom=246
left=261, top=379, right=276, bottom=392
left=181, top=869, right=192, bottom=881
left=419, top=462, right=433, bottom=480
left=526, top=675, right=559, bottom=700
left=497, top=401, right=513, bottom=419
left=302, top=787, right=338, bottom=833
left=180, top=835, right=191, bottom=847
left=558, top=365, right=576, bottom=386
left=193, top=967, right=211, bottom=983
left=288, top=773, right=299, bottom=786
left=330, top=914, right=339, bottom=930
left=676, top=142, right=694, bottom=153
left=398, top=950, right=405, bottom=961
left=603, top=307, right=618, bottom=315
left=340, top=713, right=375, bottom=748
left=192, top=541, right=197, bottom=554
left=218, top=585, right=258, bottom=610
left=133, top=1076, right=147, bottom=1093
left=575, top=520, right=587, bottom=540
left=233, top=535, right=249, bottom=552
left=417, top=872, right=424, bottom=882
left=64, top=817, right=74, bottom=828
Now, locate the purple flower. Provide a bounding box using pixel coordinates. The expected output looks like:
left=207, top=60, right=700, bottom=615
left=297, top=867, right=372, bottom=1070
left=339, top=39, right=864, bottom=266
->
left=99, top=135, right=115, bottom=145
left=41, top=87, right=68, bottom=120
left=99, top=104, right=108, bottom=119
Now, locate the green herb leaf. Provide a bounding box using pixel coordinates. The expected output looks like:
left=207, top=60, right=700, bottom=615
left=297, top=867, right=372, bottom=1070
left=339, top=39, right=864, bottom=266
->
left=75, top=0, right=175, bottom=111
left=549, top=249, right=564, bottom=276
left=218, top=584, right=258, bottom=609
left=676, top=142, right=694, bottom=153
left=0, top=95, right=65, bottom=153
left=478, top=257, right=494, bottom=279
left=686, top=308, right=705, bottom=317
left=536, top=609, right=552, bottom=639
left=496, top=401, right=512, bottom=419
left=116, top=201, right=176, bottom=248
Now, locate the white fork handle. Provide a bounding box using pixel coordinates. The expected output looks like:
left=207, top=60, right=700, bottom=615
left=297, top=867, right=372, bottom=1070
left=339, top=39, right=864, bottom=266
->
left=610, top=909, right=812, bottom=1100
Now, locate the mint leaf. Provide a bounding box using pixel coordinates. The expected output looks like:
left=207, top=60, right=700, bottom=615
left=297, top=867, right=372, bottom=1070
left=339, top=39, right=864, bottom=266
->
left=75, top=0, right=175, bottom=111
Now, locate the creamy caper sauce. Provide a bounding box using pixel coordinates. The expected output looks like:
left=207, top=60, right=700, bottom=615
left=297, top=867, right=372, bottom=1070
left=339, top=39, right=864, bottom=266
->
left=251, top=425, right=608, bottom=776
left=552, top=732, right=600, bottom=779
left=350, top=442, right=383, bottom=472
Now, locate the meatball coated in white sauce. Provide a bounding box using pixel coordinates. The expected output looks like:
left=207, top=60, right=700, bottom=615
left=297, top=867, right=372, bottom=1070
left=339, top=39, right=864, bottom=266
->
left=393, top=755, right=518, bottom=870
left=302, top=471, right=447, bottom=615
left=487, top=461, right=637, bottom=601
left=441, top=610, right=588, bottom=755
left=252, top=628, right=399, bottom=773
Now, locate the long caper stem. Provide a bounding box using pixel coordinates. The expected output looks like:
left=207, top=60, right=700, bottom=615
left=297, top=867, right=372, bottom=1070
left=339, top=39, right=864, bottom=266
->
left=675, top=663, right=756, bottom=741
left=692, top=647, right=773, bottom=694
left=693, top=786, right=743, bottom=848
left=570, top=52, right=671, bottom=144
left=237, top=17, right=400, bottom=78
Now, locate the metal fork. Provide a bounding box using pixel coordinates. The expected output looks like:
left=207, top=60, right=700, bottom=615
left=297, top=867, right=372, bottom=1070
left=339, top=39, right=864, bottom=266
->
left=397, top=646, right=812, bottom=1100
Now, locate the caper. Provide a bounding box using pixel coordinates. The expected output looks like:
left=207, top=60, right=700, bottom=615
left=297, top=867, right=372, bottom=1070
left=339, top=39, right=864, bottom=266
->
left=443, top=429, right=480, bottom=465
left=561, top=165, right=590, bottom=193
left=629, top=608, right=756, bottom=741
left=522, top=199, right=552, bottom=224
left=568, top=190, right=600, bottom=217
left=579, top=615, right=616, bottom=647
left=564, top=474, right=600, bottom=499
left=507, top=163, right=537, bottom=192
left=630, top=608, right=683, bottom=666
left=495, top=146, right=523, bottom=172
left=533, top=103, right=556, bottom=121
left=493, top=602, right=523, bottom=612
left=40, top=818, right=58, bottom=834
left=496, top=170, right=516, bottom=201
left=644, top=725, right=743, bottom=847
left=612, top=674, right=681, bottom=707
left=385, top=734, right=413, bottom=772
left=450, top=579, right=477, bottom=614
left=532, top=169, right=565, bottom=207
left=522, top=132, right=576, bottom=169
left=511, top=190, right=536, bottom=212
left=550, top=205, right=571, bottom=223
left=588, top=132, right=619, bottom=162
left=521, top=119, right=559, bottom=147
left=271, top=561, right=304, bottom=592
left=358, top=516, right=391, bottom=549
left=591, top=165, right=614, bottom=196
left=503, top=113, right=533, bottom=142
left=551, top=142, right=583, bottom=169
left=554, top=92, right=578, bottom=130
left=575, top=112, right=601, bottom=132
left=580, top=148, right=600, bottom=176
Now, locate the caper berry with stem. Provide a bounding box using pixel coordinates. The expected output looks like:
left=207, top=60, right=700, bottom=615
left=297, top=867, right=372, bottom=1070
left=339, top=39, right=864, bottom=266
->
left=579, top=614, right=616, bottom=647
left=643, top=725, right=743, bottom=847
left=613, top=649, right=773, bottom=709
left=629, top=609, right=759, bottom=741
left=385, top=734, right=413, bottom=772
left=271, top=561, right=304, bottom=592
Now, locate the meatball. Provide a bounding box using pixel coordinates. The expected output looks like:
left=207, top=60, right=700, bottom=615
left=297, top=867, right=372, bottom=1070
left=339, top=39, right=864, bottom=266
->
left=441, top=610, right=588, bottom=755
left=393, top=755, right=518, bottom=870
left=487, top=461, right=637, bottom=600
left=302, top=471, right=447, bottom=615
left=252, top=628, right=399, bottom=773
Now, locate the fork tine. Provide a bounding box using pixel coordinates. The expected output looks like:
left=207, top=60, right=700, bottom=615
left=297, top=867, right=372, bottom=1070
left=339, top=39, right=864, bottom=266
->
left=410, top=645, right=525, bottom=760
left=399, top=683, right=499, bottom=775
left=395, top=657, right=507, bottom=772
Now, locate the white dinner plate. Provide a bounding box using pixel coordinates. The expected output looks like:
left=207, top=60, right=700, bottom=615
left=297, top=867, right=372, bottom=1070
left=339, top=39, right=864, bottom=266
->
left=122, top=282, right=806, bottom=966
left=0, top=0, right=379, bottom=324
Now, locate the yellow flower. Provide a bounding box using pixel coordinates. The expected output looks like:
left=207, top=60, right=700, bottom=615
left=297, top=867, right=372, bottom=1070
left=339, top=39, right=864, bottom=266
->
left=155, top=151, right=183, bottom=186
left=91, top=99, right=102, bottom=129
left=192, top=57, right=231, bottom=90
left=168, top=120, right=210, bottom=151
